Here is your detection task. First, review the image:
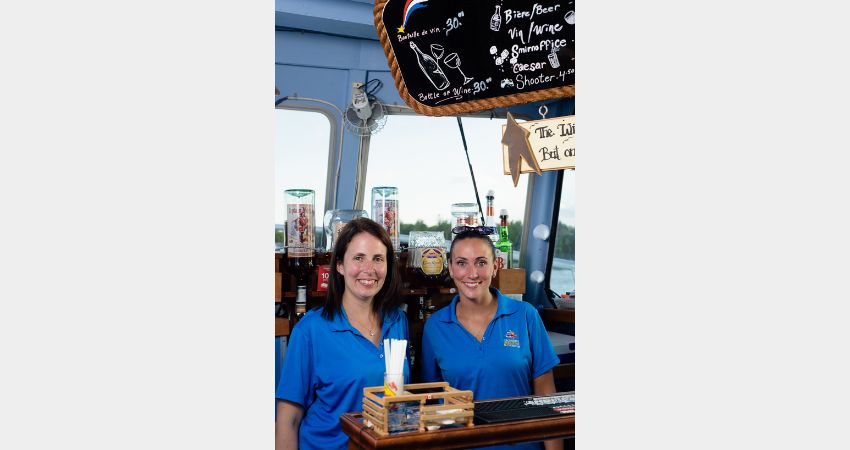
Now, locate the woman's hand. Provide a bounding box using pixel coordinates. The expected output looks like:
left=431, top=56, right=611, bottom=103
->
left=533, top=371, right=564, bottom=450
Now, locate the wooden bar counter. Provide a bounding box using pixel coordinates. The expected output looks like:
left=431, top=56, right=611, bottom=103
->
left=341, top=408, right=574, bottom=449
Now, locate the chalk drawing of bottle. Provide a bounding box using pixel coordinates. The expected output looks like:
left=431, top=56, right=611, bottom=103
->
left=548, top=45, right=561, bottom=69
left=410, top=42, right=450, bottom=90
left=490, top=5, right=502, bottom=31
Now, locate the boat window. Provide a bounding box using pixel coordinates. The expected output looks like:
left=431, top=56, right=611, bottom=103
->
left=549, top=170, right=575, bottom=296
left=365, top=114, right=527, bottom=258
left=275, top=108, right=331, bottom=249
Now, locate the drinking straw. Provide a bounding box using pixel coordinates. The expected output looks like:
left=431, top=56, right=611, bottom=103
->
left=383, top=338, right=407, bottom=375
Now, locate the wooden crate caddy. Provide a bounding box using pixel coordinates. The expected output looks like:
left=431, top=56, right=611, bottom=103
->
left=361, top=381, right=474, bottom=435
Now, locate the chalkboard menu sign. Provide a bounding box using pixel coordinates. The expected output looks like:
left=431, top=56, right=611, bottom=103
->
left=375, top=0, right=575, bottom=116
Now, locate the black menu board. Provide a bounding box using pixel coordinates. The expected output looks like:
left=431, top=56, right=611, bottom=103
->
left=375, top=0, right=575, bottom=116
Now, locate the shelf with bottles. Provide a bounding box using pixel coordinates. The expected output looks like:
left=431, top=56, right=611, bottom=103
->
left=278, top=250, right=452, bottom=291
left=277, top=290, right=327, bottom=301
left=278, top=252, right=525, bottom=298
left=397, top=250, right=454, bottom=292
left=275, top=295, right=326, bottom=332
left=399, top=288, right=428, bottom=296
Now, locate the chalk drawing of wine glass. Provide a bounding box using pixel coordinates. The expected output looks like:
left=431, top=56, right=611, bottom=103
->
left=444, top=53, right=473, bottom=85
left=430, top=44, right=444, bottom=61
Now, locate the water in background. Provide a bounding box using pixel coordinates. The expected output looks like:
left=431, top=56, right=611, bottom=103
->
left=549, top=258, right=575, bottom=295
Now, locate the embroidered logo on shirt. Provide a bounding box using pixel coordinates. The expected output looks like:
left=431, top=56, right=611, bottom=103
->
left=504, top=330, right=520, bottom=348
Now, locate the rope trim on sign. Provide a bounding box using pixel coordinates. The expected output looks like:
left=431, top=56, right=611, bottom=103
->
left=373, top=0, right=575, bottom=117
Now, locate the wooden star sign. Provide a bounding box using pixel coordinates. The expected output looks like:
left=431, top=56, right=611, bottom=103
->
left=502, top=112, right=542, bottom=187
left=502, top=115, right=576, bottom=177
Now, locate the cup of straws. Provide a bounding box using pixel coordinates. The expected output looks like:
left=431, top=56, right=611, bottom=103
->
left=383, top=338, right=406, bottom=396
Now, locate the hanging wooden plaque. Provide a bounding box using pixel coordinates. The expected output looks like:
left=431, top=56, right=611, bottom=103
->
left=502, top=115, right=575, bottom=174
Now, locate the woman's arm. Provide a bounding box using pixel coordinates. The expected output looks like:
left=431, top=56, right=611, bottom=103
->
left=532, top=370, right=556, bottom=396
left=275, top=400, right=304, bottom=450
left=533, top=371, right=563, bottom=450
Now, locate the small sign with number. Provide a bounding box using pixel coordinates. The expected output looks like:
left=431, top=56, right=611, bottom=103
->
left=316, top=265, right=331, bottom=292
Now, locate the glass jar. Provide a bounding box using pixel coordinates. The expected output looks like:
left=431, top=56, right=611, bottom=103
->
left=371, top=186, right=400, bottom=252
left=323, top=209, right=369, bottom=251
left=451, top=202, right=481, bottom=227
left=408, top=230, right=447, bottom=287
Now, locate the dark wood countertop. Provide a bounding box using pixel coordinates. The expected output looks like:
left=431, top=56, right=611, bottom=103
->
left=341, top=411, right=574, bottom=449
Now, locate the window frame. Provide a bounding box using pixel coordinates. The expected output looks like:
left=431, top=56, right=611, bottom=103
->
left=275, top=101, right=340, bottom=213
left=545, top=169, right=575, bottom=296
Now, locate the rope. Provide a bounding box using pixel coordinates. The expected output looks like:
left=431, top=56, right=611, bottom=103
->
left=372, top=0, right=574, bottom=116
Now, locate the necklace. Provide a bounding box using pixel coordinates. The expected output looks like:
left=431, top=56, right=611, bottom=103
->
left=349, top=313, right=377, bottom=337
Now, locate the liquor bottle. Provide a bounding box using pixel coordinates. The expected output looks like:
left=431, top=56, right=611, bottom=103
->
left=450, top=202, right=481, bottom=242
left=285, top=189, right=315, bottom=256
left=294, top=286, right=307, bottom=320
left=484, top=190, right=498, bottom=242
left=490, top=5, right=502, bottom=32
left=323, top=209, right=368, bottom=251
left=286, top=188, right=316, bottom=292
left=423, top=297, right=435, bottom=321
left=418, top=296, right=425, bottom=321
left=409, top=42, right=450, bottom=91
left=409, top=231, right=447, bottom=288
left=495, top=209, right=512, bottom=269
left=289, top=255, right=315, bottom=290
left=485, top=190, right=495, bottom=227
left=372, top=186, right=401, bottom=252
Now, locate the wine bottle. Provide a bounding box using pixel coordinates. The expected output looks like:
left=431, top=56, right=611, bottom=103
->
left=490, top=5, right=502, bottom=32
left=495, top=209, right=513, bottom=269
left=409, top=42, right=449, bottom=90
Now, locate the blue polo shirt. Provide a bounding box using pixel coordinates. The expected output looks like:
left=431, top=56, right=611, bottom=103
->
left=276, top=306, right=409, bottom=450
left=421, top=289, right=560, bottom=450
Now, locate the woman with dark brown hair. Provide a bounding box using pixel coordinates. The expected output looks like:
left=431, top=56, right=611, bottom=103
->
left=421, top=228, right=561, bottom=450
left=275, top=218, right=408, bottom=450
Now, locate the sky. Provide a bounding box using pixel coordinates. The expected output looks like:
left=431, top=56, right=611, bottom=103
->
left=275, top=109, right=575, bottom=228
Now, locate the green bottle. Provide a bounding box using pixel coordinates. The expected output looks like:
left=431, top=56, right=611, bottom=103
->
left=495, top=209, right=512, bottom=269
